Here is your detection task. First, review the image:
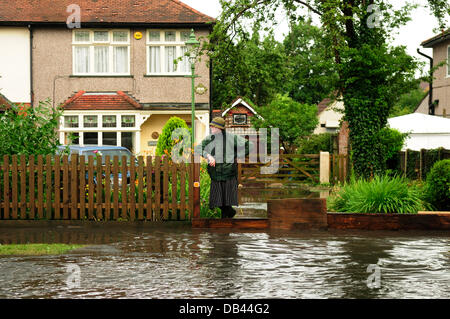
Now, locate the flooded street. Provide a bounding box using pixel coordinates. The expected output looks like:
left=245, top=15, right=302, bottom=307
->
left=0, top=227, right=449, bottom=299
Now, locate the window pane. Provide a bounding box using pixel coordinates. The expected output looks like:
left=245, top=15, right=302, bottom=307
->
left=121, top=115, right=135, bottom=127
left=113, top=31, right=128, bottom=42
left=94, top=31, right=109, bottom=42
left=149, top=46, right=161, bottom=73
left=70, top=133, right=80, bottom=145
left=84, top=115, right=98, bottom=127
left=165, top=46, right=176, bottom=72
left=64, top=116, right=79, bottom=128
left=180, top=46, right=189, bottom=73
left=165, top=31, right=176, bottom=42
left=102, top=132, right=117, bottom=146
left=113, top=46, right=128, bottom=73
left=74, top=46, right=90, bottom=73
left=180, top=31, right=190, bottom=42
left=84, top=132, right=98, bottom=145
left=94, top=46, right=109, bottom=73
left=74, top=31, right=90, bottom=42
left=102, top=115, right=117, bottom=127
left=149, top=31, right=160, bottom=42
left=233, top=114, right=247, bottom=125
left=122, top=132, right=133, bottom=152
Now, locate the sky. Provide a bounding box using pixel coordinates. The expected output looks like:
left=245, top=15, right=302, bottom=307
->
left=180, top=0, right=448, bottom=76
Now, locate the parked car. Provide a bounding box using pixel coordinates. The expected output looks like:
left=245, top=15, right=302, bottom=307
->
left=56, top=145, right=137, bottom=186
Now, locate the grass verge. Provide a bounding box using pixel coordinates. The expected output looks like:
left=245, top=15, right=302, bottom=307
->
left=0, top=244, right=86, bottom=256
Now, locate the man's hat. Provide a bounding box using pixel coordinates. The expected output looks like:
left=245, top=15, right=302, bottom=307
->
left=210, top=117, right=225, bottom=130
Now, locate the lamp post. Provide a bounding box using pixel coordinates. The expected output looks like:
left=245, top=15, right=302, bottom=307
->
left=185, top=29, right=200, bottom=148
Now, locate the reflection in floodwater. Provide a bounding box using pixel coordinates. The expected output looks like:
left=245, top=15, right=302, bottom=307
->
left=0, top=227, right=449, bottom=298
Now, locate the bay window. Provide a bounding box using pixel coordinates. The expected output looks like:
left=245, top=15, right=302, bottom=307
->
left=147, top=30, right=191, bottom=75
left=73, top=30, right=130, bottom=75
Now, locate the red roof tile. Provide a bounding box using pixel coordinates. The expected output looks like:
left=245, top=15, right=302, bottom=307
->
left=62, top=91, right=143, bottom=110
left=0, top=0, right=214, bottom=24
left=317, top=97, right=332, bottom=114
left=0, top=93, right=12, bottom=111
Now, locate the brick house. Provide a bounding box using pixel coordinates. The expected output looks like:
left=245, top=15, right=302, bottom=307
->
left=212, top=97, right=261, bottom=134
left=415, top=29, right=450, bottom=117
left=0, top=0, right=214, bottom=155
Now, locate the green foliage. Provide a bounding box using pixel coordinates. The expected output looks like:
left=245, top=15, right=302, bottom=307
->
left=377, top=127, right=408, bottom=163
left=283, top=19, right=339, bottom=105
left=297, top=133, right=334, bottom=154
left=424, top=159, right=450, bottom=211
left=389, top=85, right=428, bottom=117
left=328, top=175, right=430, bottom=214
left=0, top=99, right=63, bottom=155
left=156, top=117, right=190, bottom=159
left=208, top=26, right=289, bottom=108
left=252, top=94, right=318, bottom=153
left=199, top=164, right=221, bottom=218
left=213, top=0, right=448, bottom=178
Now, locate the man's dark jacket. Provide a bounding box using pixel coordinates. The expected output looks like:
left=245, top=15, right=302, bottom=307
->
left=195, top=131, right=251, bottom=181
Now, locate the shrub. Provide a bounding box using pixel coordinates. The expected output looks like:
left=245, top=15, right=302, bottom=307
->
left=378, top=127, right=408, bottom=162
left=0, top=99, right=63, bottom=156
left=424, top=159, right=450, bottom=211
left=297, top=133, right=334, bottom=154
left=156, top=117, right=190, bottom=160
left=327, top=175, right=429, bottom=214
left=199, top=163, right=221, bottom=218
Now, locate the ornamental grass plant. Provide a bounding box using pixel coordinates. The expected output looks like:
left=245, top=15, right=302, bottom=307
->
left=327, top=175, right=430, bottom=214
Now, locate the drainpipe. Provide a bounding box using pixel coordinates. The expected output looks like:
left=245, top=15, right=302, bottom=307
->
left=417, top=48, right=436, bottom=115
left=28, top=24, right=34, bottom=107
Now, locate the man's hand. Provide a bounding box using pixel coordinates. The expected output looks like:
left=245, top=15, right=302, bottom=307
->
left=207, top=154, right=216, bottom=167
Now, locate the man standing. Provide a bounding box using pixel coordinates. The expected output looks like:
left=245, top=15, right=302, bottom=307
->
left=196, top=117, right=251, bottom=218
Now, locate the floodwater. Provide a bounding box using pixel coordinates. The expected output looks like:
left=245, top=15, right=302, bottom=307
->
left=0, top=227, right=449, bottom=299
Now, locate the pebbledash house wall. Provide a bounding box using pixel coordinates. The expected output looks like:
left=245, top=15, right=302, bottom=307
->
left=31, top=27, right=211, bottom=106
left=416, top=39, right=450, bottom=116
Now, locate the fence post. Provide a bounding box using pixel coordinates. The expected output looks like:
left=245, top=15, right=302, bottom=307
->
left=320, top=152, right=330, bottom=184
left=193, top=158, right=200, bottom=220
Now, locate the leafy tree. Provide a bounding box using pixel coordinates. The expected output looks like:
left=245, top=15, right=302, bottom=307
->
left=389, top=85, right=428, bottom=117
left=212, top=0, right=449, bottom=177
left=209, top=27, right=289, bottom=109
left=283, top=19, right=338, bottom=105
left=0, top=99, right=62, bottom=155
left=252, top=94, right=318, bottom=153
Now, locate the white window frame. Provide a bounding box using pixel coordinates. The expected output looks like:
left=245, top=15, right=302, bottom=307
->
left=146, top=29, right=191, bottom=76
left=72, top=29, right=131, bottom=76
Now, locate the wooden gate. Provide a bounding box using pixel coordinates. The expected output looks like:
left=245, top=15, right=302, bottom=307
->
left=238, top=154, right=320, bottom=187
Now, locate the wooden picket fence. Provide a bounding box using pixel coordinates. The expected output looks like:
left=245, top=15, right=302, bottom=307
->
left=0, top=154, right=195, bottom=221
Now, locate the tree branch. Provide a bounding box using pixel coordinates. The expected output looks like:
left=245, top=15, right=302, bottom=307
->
left=292, top=0, right=323, bottom=16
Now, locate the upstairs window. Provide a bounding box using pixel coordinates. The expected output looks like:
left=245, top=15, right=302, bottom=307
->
left=147, top=30, right=191, bottom=75
left=73, top=30, right=130, bottom=75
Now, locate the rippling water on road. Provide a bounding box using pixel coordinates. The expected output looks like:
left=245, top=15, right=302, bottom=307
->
left=0, top=228, right=449, bottom=298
